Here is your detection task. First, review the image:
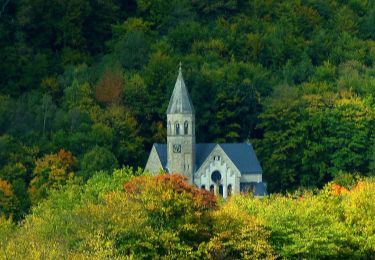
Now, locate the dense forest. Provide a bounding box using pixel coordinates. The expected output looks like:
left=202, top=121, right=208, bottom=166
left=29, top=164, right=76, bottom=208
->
left=0, top=0, right=374, bottom=225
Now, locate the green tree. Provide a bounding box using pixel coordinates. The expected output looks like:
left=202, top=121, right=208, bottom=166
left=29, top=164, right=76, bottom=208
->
left=257, top=84, right=375, bottom=192
left=98, top=105, right=144, bottom=166
left=79, top=146, right=118, bottom=180
left=0, top=135, right=36, bottom=219
left=113, top=31, right=150, bottom=69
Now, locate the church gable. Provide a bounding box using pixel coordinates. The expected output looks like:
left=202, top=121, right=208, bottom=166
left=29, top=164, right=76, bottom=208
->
left=194, top=144, right=242, bottom=198
left=145, top=145, right=164, bottom=173
left=195, top=144, right=241, bottom=179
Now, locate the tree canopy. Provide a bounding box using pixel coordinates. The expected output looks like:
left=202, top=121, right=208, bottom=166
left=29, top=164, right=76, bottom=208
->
left=1, top=169, right=374, bottom=258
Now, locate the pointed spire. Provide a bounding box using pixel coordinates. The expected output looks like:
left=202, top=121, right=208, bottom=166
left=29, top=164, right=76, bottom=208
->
left=167, top=63, right=195, bottom=114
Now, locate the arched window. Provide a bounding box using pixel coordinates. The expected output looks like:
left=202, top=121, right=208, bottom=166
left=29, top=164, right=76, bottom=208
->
left=184, top=121, right=188, bottom=135
left=168, top=122, right=171, bottom=134
left=219, top=185, right=223, bottom=196
left=210, top=185, right=214, bottom=193
left=201, top=185, right=206, bottom=190
left=175, top=123, right=180, bottom=135
left=211, top=171, right=222, bottom=184
left=228, top=184, right=232, bottom=197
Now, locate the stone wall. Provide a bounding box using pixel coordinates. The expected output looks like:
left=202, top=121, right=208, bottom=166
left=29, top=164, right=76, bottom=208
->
left=144, top=146, right=163, bottom=174
left=167, top=113, right=195, bottom=183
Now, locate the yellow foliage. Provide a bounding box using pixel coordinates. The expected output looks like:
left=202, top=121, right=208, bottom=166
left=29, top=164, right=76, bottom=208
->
left=41, top=76, right=59, bottom=94
left=204, top=198, right=275, bottom=260
left=343, top=180, right=375, bottom=247
left=33, top=149, right=76, bottom=176
left=328, top=183, right=349, bottom=196
left=192, top=39, right=227, bottom=56
left=29, top=149, right=76, bottom=203
left=0, top=179, right=13, bottom=197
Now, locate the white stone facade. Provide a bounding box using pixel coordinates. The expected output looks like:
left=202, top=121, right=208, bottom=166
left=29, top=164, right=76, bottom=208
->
left=193, top=145, right=240, bottom=198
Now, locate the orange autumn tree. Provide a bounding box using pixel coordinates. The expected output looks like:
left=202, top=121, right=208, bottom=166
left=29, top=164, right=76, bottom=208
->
left=328, top=183, right=349, bottom=196
left=95, top=69, right=123, bottom=105
left=122, top=174, right=217, bottom=256
left=123, top=173, right=217, bottom=223
left=120, top=174, right=273, bottom=258
left=29, top=149, right=76, bottom=204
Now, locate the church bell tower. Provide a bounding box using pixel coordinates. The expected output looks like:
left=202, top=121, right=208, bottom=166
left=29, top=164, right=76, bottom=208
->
left=166, top=64, right=195, bottom=184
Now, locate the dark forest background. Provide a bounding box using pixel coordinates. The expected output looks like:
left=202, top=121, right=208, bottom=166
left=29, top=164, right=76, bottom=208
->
left=0, top=0, right=374, bottom=220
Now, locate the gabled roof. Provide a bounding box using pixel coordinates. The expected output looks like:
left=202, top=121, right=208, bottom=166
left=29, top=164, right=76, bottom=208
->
left=166, top=66, right=195, bottom=114
left=154, top=143, right=167, bottom=169
left=152, top=143, right=262, bottom=174
left=219, top=143, right=262, bottom=173
left=195, top=143, right=216, bottom=170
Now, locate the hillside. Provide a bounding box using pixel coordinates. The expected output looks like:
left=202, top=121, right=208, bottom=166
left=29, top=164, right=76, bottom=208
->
left=0, top=0, right=374, bottom=222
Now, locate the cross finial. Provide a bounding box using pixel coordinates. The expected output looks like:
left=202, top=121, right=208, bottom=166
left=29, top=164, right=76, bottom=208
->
left=179, top=61, right=182, bottom=73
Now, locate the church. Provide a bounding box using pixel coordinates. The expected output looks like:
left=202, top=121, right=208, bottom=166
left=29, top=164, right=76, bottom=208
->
left=145, top=65, right=266, bottom=198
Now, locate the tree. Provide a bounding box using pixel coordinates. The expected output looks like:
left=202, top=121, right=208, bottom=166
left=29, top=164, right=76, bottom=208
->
left=368, top=140, right=375, bottom=176
left=256, top=84, right=375, bottom=192
left=63, top=80, right=96, bottom=112
left=29, top=149, right=76, bottom=204
left=143, top=51, right=176, bottom=118
left=95, top=69, right=123, bottom=105
left=0, top=135, right=36, bottom=219
left=79, top=146, right=118, bottom=180
left=203, top=201, right=275, bottom=259
left=17, top=0, right=121, bottom=54
left=255, top=85, right=306, bottom=191
left=137, top=0, right=193, bottom=31
left=36, top=94, right=56, bottom=136
left=0, top=95, right=10, bottom=132
left=97, top=105, right=144, bottom=166
left=0, top=179, right=13, bottom=217
left=113, top=31, right=150, bottom=69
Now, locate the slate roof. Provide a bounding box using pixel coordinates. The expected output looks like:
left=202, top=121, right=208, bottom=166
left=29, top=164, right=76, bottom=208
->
left=153, top=143, right=262, bottom=174
left=154, top=143, right=167, bottom=168
left=219, top=143, right=262, bottom=173
left=166, top=67, right=195, bottom=114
